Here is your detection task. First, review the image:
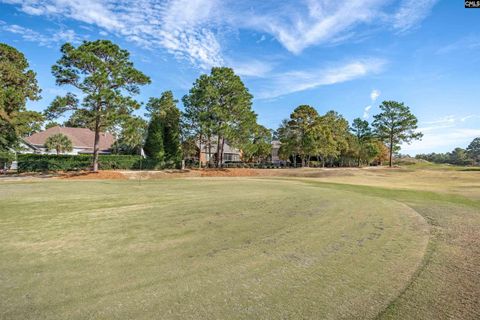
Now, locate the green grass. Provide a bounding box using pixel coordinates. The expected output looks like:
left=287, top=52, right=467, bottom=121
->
left=297, top=179, right=480, bottom=320
left=0, top=178, right=430, bottom=319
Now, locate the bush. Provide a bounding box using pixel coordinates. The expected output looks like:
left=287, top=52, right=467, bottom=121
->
left=0, top=150, right=15, bottom=170
left=17, top=154, right=181, bottom=172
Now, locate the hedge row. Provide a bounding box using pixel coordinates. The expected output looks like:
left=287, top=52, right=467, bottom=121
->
left=222, top=162, right=288, bottom=169
left=17, top=154, right=181, bottom=172
left=184, top=161, right=290, bottom=169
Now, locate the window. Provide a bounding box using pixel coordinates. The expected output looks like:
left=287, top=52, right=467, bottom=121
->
left=224, top=153, right=240, bottom=162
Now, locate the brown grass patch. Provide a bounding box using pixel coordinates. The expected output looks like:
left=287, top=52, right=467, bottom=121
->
left=199, top=168, right=260, bottom=177
left=60, top=170, right=127, bottom=180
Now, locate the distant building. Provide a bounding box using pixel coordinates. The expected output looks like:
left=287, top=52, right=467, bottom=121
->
left=22, top=126, right=115, bottom=155
left=196, top=138, right=242, bottom=164
left=271, top=140, right=281, bottom=164
left=193, top=138, right=283, bottom=165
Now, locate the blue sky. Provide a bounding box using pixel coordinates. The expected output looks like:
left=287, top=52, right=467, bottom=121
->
left=1, top=0, right=479, bottom=154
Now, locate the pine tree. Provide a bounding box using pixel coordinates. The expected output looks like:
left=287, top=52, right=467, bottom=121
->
left=45, top=40, right=150, bottom=171
left=372, top=101, right=422, bottom=167
left=144, top=116, right=165, bottom=161
left=144, top=91, right=181, bottom=163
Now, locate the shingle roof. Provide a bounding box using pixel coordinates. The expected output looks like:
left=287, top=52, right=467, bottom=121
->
left=24, top=126, right=115, bottom=151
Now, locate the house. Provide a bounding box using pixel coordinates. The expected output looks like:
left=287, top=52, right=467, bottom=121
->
left=22, top=126, right=115, bottom=155
left=271, top=140, right=281, bottom=164
left=193, top=138, right=282, bottom=165
left=196, top=138, right=242, bottom=164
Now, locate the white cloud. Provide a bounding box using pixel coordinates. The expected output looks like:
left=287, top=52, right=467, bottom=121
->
left=370, top=89, right=380, bottom=102
left=461, top=115, right=480, bottom=122
left=2, top=0, right=438, bottom=69
left=256, top=35, right=266, bottom=43
left=2, top=0, right=223, bottom=69
left=363, top=89, right=380, bottom=118
left=393, top=0, right=438, bottom=33
left=1, top=23, right=79, bottom=46
left=240, top=0, right=386, bottom=54
left=229, top=59, right=274, bottom=78
left=436, top=36, right=480, bottom=55
left=402, top=114, right=480, bottom=154
left=363, top=105, right=372, bottom=119
left=402, top=128, right=480, bottom=154
left=257, top=58, right=386, bottom=99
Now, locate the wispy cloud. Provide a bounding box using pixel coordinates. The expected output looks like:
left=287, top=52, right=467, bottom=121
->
left=2, top=0, right=224, bottom=69
left=1, top=22, right=80, bottom=46
left=2, top=0, right=438, bottom=69
left=239, top=0, right=385, bottom=54
left=402, top=128, right=480, bottom=154
left=403, top=114, right=480, bottom=154
left=392, top=0, right=438, bottom=33
left=229, top=59, right=274, bottom=78
left=362, top=89, right=380, bottom=119
left=370, top=89, right=380, bottom=102
left=363, top=105, right=372, bottom=119
left=436, top=35, right=480, bottom=55
left=257, top=59, right=386, bottom=99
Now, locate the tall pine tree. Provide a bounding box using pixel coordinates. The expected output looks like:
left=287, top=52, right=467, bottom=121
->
left=372, top=101, right=422, bottom=167
left=144, top=91, right=181, bottom=163
left=45, top=40, right=150, bottom=171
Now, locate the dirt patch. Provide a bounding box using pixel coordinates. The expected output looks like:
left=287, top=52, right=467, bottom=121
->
left=60, top=170, right=127, bottom=180
left=199, top=168, right=260, bottom=177
left=58, top=168, right=378, bottom=180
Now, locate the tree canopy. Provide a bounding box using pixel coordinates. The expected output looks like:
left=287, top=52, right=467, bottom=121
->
left=45, top=133, right=73, bottom=155
left=45, top=40, right=150, bottom=171
left=0, top=43, right=42, bottom=150
left=144, top=91, right=181, bottom=163
left=112, top=115, right=148, bottom=155
left=1, top=41, right=432, bottom=170
left=372, top=101, right=423, bottom=167
left=182, top=67, right=256, bottom=167
left=467, top=137, right=480, bottom=163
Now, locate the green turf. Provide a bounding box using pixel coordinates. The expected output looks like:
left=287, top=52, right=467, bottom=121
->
left=300, top=180, right=480, bottom=320
left=0, top=178, right=429, bottom=319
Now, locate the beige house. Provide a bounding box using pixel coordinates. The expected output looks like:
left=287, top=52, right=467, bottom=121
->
left=271, top=140, right=281, bottom=163
left=197, top=138, right=242, bottom=164
left=22, top=126, right=115, bottom=155
left=195, top=139, right=282, bottom=165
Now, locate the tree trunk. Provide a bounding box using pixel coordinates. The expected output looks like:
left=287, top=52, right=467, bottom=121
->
left=198, top=133, right=202, bottom=169
left=220, top=137, right=225, bottom=168
left=389, top=135, right=393, bottom=168
left=92, top=116, right=101, bottom=172
left=216, top=136, right=221, bottom=168
left=207, top=134, right=212, bottom=168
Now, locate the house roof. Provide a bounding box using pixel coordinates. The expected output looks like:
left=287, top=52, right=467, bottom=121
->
left=24, top=126, right=115, bottom=151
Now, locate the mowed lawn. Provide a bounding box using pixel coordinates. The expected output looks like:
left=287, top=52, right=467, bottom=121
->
left=0, top=178, right=430, bottom=319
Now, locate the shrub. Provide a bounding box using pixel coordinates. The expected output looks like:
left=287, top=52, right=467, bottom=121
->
left=17, top=154, right=181, bottom=172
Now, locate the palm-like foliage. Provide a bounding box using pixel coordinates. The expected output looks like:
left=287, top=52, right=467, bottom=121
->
left=45, top=133, right=73, bottom=155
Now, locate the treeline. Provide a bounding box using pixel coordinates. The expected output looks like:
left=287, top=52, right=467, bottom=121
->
left=276, top=101, right=422, bottom=167
left=1, top=40, right=423, bottom=170
left=415, top=137, right=480, bottom=165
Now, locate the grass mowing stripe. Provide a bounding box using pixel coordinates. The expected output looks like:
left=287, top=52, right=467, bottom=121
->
left=0, top=179, right=429, bottom=319
left=295, top=178, right=480, bottom=320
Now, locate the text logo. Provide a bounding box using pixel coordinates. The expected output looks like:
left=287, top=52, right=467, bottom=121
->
left=465, top=0, right=480, bottom=8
